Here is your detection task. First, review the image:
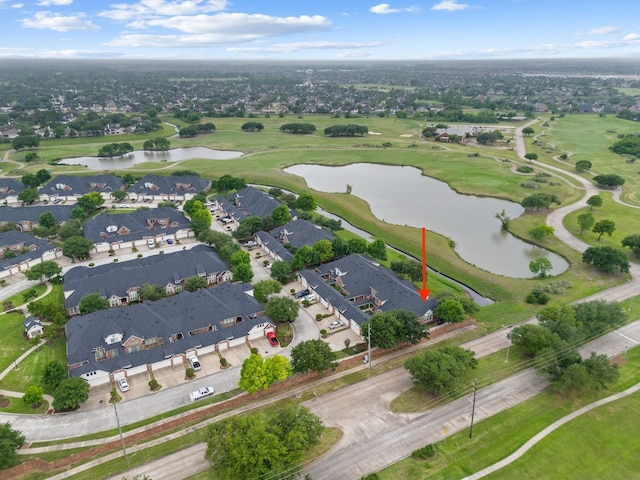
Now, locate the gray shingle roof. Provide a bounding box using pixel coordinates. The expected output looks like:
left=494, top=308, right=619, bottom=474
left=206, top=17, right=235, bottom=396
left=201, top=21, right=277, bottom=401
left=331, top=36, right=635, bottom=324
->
left=41, top=175, right=125, bottom=196
left=130, top=175, right=211, bottom=196
left=63, top=245, right=229, bottom=310
left=82, top=207, right=190, bottom=244
left=0, top=230, right=56, bottom=270
left=300, top=254, right=437, bottom=326
left=215, top=186, right=283, bottom=220
left=65, top=282, right=271, bottom=377
left=0, top=178, right=24, bottom=199
left=255, top=231, right=294, bottom=261
left=1, top=205, right=75, bottom=225
left=269, top=219, right=334, bottom=249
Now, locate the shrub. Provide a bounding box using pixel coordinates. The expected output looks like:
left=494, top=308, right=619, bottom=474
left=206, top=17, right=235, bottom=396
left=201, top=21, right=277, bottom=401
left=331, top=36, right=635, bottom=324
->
left=521, top=182, right=541, bottom=189
left=316, top=314, right=323, bottom=321
left=185, top=367, right=195, bottom=379
left=250, top=347, right=259, bottom=355
left=220, top=357, right=229, bottom=367
left=88, top=263, right=95, bottom=267
left=320, top=329, right=327, bottom=338
left=412, top=444, right=436, bottom=460
left=137, top=253, right=143, bottom=258
left=534, top=177, right=548, bottom=183
left=526, top=290, right=551, bottom=304
left=148, top=379, right=160, bottom=390
left=517, top=166, right=534, bottom=173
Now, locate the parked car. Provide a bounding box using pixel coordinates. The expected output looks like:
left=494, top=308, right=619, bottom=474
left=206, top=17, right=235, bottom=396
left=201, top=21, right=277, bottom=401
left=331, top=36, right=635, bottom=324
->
left=244, top=241, right=257, bottom=248
left=188, top=355, right=201, bottom=371
left=304, top=294, right=316, bottom=302
left=167, top=239, right=173, bottom=245
left=266, top=331, right=279, bottom=347
left=329, top=320, right=344, bottom=329
left=189, top=386, right=215, bottom=402
left=147, top=239, right=155, bottom=249
left=293, top=289, right=310, bottom=299
left=117, top=377, right=129, bottom=392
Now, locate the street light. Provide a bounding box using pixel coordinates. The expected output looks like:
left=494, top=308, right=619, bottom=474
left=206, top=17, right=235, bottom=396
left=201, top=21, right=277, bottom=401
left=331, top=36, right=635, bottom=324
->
left=112, top=402, right=130, bottom=470
left=505, top=330, right=521, bottom=363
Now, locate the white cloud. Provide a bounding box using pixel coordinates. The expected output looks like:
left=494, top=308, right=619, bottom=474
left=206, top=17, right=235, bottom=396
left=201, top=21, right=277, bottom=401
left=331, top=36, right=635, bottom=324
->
left=431, top=0, right=468, bottom=11
left=587, top=26, right=619, bottom=35
left=130, top=13, right=331, bottom=35
left=623, top=33, right=640, bottom=42
left=226, top=40, right=383, bottom=56
left=370, top=3, right=400, bottom=14
left=99, top=0, right=228, bottom=21
left=12, top=3, right=23, bottom=7
left=36, top=0, right=73, bottom=5
left=21, top=11, right=99, bottom=31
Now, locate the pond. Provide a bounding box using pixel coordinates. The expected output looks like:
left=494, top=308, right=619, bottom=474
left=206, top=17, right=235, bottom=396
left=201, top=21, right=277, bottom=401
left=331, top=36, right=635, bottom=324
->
left=284, top=163, right=569, bottom=279
left=57, top=147, right=243, bottom=170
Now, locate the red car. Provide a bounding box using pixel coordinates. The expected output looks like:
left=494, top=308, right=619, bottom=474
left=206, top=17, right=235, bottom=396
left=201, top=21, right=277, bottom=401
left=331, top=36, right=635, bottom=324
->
left=267, top=331, right=279, bottom=347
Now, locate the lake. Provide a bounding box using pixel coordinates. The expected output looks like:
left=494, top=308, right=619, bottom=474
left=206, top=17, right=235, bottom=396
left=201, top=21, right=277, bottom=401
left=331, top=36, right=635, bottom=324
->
left=284, top=163, right=569, bottom=278
left=58, top=147, right=243, bottom=170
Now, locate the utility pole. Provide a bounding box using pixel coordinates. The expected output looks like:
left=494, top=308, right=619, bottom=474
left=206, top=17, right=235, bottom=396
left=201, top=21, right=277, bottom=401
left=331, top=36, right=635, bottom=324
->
left=113, top=402, right=130, bottom=470
left=367, top=324, right=372, bottom=370
left=469, top=378, right=478, bottom=439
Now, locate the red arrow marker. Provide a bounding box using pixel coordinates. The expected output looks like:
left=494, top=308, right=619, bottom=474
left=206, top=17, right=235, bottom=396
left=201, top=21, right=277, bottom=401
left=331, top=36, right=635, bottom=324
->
left=418, top=227, right=430, bottom=301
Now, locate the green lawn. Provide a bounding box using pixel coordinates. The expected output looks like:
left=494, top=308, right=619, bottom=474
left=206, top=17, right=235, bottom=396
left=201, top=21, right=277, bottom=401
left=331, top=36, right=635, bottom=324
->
left=1, top=283, right=47, bottom=311
left=0, top=312, right=31, bottom=374
left=378, top=347, right=640, bottom=479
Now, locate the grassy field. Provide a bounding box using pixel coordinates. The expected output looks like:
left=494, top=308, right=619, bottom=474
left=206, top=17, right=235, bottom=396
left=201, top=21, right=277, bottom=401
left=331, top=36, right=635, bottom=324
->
left=378, top=347, right=640, bottom=480
left=0, top=311, right=31, bottom=374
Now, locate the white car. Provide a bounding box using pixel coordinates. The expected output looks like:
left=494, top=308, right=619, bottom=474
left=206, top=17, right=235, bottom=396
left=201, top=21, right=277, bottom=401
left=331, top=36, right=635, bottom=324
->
left=189, top=386, right=215, bottom=402
left=244, top=241, right=257, bottom=247
left=304, top=294, right=316, bottom=302
left=188, top=355, right=201, bottom=371
left=117, top=377, right=130, bottom=392
left=147, top=239, right=155, bottom=249
left=329, top=320, right=344, bottom=329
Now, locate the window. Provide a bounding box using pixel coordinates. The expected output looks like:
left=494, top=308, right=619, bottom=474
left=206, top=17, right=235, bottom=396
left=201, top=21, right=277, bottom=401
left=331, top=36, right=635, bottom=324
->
left=169, top=332, right=184, bottom=343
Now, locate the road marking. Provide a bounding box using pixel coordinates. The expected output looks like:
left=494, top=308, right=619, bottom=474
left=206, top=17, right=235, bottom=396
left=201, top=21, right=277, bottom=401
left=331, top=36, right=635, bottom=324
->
left=616, top=331, right=639, bottom=345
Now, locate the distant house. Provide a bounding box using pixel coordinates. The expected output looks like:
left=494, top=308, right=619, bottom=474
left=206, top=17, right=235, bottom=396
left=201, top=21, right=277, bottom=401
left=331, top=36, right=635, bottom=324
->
left=0, top=178, right=24, bottom=204
left=23, top=316, right=44, bottom=339
left=213, top=186, right=292, bottom=223
left=129, top=175, right=211, bottom=202
left=82, top=207, right=191, bottom=251
left=298, top=254, right=437, bottom=335
left=435, top=126, right=468, bottom=143
left=0, top=205, right=75, bottom=232
left=0, top=230, right=60, bottom=273
left=63, top=245, right=232, bottom=316
left=40, top=175, right=125, bottom=202
left=256, top=219, right=334, bottom=262
left=65, top=283, right=276, bottom=386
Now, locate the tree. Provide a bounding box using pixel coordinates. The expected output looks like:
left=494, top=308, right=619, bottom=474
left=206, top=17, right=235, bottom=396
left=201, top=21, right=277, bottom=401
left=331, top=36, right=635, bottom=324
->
left=404, top=346, right=478, bottom=395
left=140, top=283, right=166, bottom=301
left=522, top=193, right=561, bottom=210
left=41, top=360, right=67, bottom=389
left=575, top=160, right=592, bottom=172
left=529, top=257, right=553, bottom=278
left=62, top=236, right=93, bottom=262
left=112, top=190, right=127, bottom=201
left=522, top=127, right=535, bottom=136
left=24, top=261, right=62, bottom=283
left=233, top=216, right=263, bottom=239
left=18, top=188, right=39, bottom=204
left=622, top=234, right=640, bottom=258
left=367, top=239, right=388, bottom=261
left=270, top=260, right=293, bottom=283
left=38, top=211, right=56, bottom=230
left=434, top=298, right=466, bottom=323
left=265, top=296, right=299, bottom=322
left=77, top=191, right=105, bottom=213
left=347, top=237, right=368, bottom=254
left=79, top=293, right=109, bottom=315
left=239, top=353, right=291, bottom=394
left=252, top=279, right=282, bottom=303
left=586, top=194, right=603, bottom=210
left=23, top=385, right=44, bottom=406
left=184, top=275, right=207, bottom=292
left=510, top=323, right=557, bottom=356
left=574, top=300, right=626, bottom=337
left=189, top=209, right=212, bottom=236
left=577, top=212, right=595, bottom=234
left=205, top=406, right=322, bottom=480
left=524, top=153, right=538, bottom=163
left=58, top=219, right=82, bottom=240
left=232, top=263, right=254, bottom=283
left=528, top=225, right=554, bottom=240
left=593, top=174, right=625, bottom=188
left=292, top=245, right=318, bottom=270
left=212, top=174, right=246, bottom=195
left=361, top=310, right=428, bottom=348
left=295, top=193, right=317, bottom=212
left=22, top=173, right=40, bottom=189
left=271, top=204, right=292, bottom=226
left=313, top=239, right=334, bottom=263
left=53, top=377, right=90, bottom=411
left=183, top=198, right=205, bottom=217
left=495, top=210, right=511, bottom=230
left=592, top=219, right=616, bottom=240
left=35, top=169, right=51, bottom=185
left=0, top=422, right=26, bottom=469
left=290, top=339, right=336, bottom=374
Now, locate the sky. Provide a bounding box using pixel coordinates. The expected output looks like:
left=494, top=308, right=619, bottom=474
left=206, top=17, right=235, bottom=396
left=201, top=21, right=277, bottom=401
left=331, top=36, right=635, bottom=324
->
left=1, top=0, right=640, bottom=61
